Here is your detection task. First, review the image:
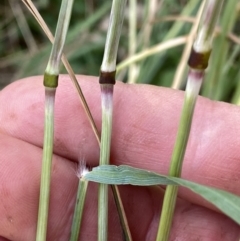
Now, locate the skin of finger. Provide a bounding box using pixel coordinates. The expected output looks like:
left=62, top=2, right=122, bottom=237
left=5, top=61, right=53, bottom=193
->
left=0, top=133, right=239, bottom=241
left=0, top=131, right=155, bottom=240
left=0, top=133, right=78, bottom=241
left=0, top=133, right=126, bottom=241
left=0, top=75, right=240, bottom=210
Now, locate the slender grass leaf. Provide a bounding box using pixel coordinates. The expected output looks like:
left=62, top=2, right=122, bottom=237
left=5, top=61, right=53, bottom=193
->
left=170, top=177, right=240, bottom=225
left=84, top=165, right=174, bottom=186
left=84, top=165, right=240, bottom=225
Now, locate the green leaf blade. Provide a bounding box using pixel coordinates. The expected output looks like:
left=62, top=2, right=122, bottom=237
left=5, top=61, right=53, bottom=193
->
left=84, top=165, right=240, bottom=225
left=85, top=165, right=174, bottom=186
left=171, top=177, right=240, bottom=225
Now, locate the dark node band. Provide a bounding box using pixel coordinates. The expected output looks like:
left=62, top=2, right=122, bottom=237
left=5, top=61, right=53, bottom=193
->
left=99, top=70, right=116, bottom=85
left=43, top=73, right=59, bottom=88
left=188, top=48, right=211, bottom=70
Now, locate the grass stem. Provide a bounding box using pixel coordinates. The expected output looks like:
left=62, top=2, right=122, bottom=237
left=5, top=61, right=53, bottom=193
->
left=98, top=1, right=129, bottom=240
left=69, top=165, right=89, bottom=241
left=156, top=70, right=202, bottom=241
left=36, top=87, right=56, bottom=241
left=98, top=84, right=113, bottom=241
left=128, top=0, right=138, bottom=84
left=36, top=0, right=74, bottom=240
left=156, top=1, right=223, bottom=240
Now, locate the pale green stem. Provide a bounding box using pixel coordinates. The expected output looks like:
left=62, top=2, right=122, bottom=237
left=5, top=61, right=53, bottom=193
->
left=98, top=1, right=131, bottom=240
left=171, top=1, right=205, bottom=89
left=21, top=0, right=103, bottom=145
left=117, top=36, right=187, bottom=74
left=98, top=84, right=113, bottom=241
left=156, top=70, right=203, bottom=241
left=46, top=0, right=74, bottom=75
left=128, top=0, right=138, bottom=84
left=143, top=0, right=158, bottom=48
left=36, top=88, right=56, bottom=241
left=156, top=1, right=223, bottom=240
left=101, top=0, right=127, bottom=72
left=69, top=177, right=88, bottom=241
left=36, top=0, right=74, bottom=240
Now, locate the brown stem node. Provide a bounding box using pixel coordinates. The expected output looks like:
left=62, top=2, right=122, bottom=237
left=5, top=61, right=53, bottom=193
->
left=188, top=48, right=211, bottom=70
left=99, top=70, right=116, bottom=85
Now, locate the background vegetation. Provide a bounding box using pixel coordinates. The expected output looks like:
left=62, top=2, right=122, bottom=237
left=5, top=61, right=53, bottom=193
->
left=1, top=0, right=240, bottom=103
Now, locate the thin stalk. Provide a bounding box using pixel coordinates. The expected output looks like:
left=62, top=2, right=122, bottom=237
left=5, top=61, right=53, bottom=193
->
left=202, top=0, right=238, bottom=100
left=100, top=0, right=126, bottom=72
left=142, top=0, right=159, bottom=48
left=156, top=71, right=202, bottom=241
left=117, top=36, right=187, bottom=74
left=69, top=165, right=89, bottom=241
left=9, top=0, right=37, bottom=53
left=110, top=185, right=132, bottom=241
left=23, top=1, right=130, bottom=239
left=128, top=0, right=138, bottom=84
left=36, top=0, right=74, bottom=240
left=36, top=87, right=56, bottom=241
left=98, top=1, right=129, bottom=241
left=21, top=0, right=108, bottom=145
left=98, top=84, right=113, bottom=241
left=156, top=1, right=223, bottom=241
left=171, top=1, right=205, bottom=89
left=137, top=0, right=200, bottom=84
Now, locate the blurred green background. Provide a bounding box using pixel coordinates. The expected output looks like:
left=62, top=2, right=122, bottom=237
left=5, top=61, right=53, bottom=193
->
left=1, top=0, right=240, bottom=103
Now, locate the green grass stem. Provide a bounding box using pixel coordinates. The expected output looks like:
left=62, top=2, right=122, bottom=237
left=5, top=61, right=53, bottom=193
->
left=36, top=88, right=56, bottom=241
left=156, top=1, right=223, bottom=240
left=101, top=0, right=126, bottom=72
left=98, top=84, right=113, bottom=241
left=45, top=0, right=74, bottom=75
left=36, top=0, right=74, bottom=240
left=98, top=1, right=130, bottom=241
left=128, top=0, right=138, bottom=84
left=69, top=167, right=89, bottom=241
left=156, top=71, right=202, bottom=241
left=202, top=0, right=238, bottom=100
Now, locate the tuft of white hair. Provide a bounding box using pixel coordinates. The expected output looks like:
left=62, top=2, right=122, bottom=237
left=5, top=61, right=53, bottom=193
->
left=76, top=159, right=89, bottom=178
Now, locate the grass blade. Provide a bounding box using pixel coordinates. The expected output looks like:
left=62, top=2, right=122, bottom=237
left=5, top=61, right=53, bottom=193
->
left=170, top=177, right=240, bottom=225
left=83, top=164, right=240, bottom=225
left=84, top=165, right=173, bottom=186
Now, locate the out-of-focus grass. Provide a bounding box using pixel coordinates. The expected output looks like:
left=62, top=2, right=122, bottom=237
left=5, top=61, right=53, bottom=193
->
left=1, top=0, right=240, bottom=104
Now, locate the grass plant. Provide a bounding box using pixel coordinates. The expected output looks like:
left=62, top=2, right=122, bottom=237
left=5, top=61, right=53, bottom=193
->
left=84, top=164, right=240, bottom=226
left=69, top=163, right=89, bottom=241
left=2, top=1, right=240, bottom=241
left=98, top=1, right=128, bottom=240
left=36, top=0, right=74, bottom=240
left=156, top=1, right=224, bottom=240
left=127, top=0, right=138, bottom=84
left=21, top=1, right=131, bottom=239
left=202, top=0, right=238, bottom=100
left=21, top=0, right=100, bottom=143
